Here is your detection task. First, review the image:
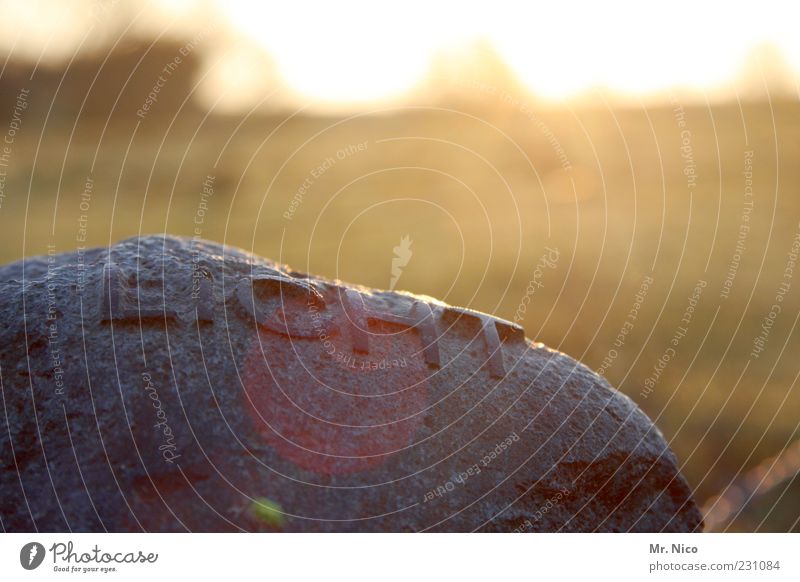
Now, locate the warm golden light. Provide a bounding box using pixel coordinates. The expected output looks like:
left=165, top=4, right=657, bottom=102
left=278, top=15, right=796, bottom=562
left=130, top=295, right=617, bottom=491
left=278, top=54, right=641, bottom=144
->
left=221, top=0, right=440, bottom=104
left=0, top=0, right=796, bottom=109
left=218, top=0, right=800, bottom=104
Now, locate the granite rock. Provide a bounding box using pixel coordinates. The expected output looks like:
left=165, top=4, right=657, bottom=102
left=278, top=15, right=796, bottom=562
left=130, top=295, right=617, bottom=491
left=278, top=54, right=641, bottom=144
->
left=0, top=235, right=702, bottom=532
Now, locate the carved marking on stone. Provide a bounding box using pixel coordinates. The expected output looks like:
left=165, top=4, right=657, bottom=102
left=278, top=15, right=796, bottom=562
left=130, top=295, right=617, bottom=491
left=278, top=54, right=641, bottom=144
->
left=102, top=267, right=175, bottom=322
left=334, top=289, right=441, bottom=367
left=339, top=288, right=370, bottom=353
left=102, top=266, right=214, bottom=324
left=441, top=306, right=524, bottom=378
left=236, top=275, right=523, bottom=375
left=236, top=275, right=326, bottom=339
left=193, top=271, right=215, bottom=322
left=407, top=302, right=441, bottom=367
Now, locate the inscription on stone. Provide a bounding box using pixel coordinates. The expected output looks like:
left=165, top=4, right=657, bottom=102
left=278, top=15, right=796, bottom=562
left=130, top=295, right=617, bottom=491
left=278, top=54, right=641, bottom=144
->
left=235, top=273, right=524, bottom=377
left=102, top=265, right=214, bottom=324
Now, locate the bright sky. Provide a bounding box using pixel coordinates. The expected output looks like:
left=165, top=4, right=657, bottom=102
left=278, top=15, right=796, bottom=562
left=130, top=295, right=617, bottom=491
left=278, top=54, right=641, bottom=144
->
left=2, top=0, right=798, bottom=108
left=218, top=0, right=800, bottom=103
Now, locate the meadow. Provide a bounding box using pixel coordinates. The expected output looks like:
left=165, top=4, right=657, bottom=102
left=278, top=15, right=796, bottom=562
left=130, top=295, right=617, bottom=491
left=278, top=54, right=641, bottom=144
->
left=1, top=85, right=798, bottom=530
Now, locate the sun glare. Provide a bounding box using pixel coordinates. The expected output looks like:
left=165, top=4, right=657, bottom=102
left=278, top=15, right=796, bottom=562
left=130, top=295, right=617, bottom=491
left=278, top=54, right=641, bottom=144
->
left=218, top=0, right=799, bottom=105
left=221, top=1, right=439, bottom=104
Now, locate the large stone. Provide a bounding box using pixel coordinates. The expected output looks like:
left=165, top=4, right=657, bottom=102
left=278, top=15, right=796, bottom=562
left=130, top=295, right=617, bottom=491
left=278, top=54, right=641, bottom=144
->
left=0, top=235, right=702, bottom=532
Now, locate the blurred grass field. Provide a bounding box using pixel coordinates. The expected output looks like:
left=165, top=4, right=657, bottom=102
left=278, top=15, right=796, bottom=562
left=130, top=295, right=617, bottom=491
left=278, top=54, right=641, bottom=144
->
left=1, top=58, right=799, bottom=530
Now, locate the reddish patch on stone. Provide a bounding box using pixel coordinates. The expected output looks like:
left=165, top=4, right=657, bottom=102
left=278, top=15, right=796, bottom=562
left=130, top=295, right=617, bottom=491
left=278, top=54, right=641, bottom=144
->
left=243, top=319, right=430, bottom=475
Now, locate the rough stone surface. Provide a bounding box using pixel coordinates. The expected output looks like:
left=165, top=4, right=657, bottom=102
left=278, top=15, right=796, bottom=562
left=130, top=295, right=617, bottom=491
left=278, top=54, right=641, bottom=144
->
left=0, top=235, right=703, bottom=532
